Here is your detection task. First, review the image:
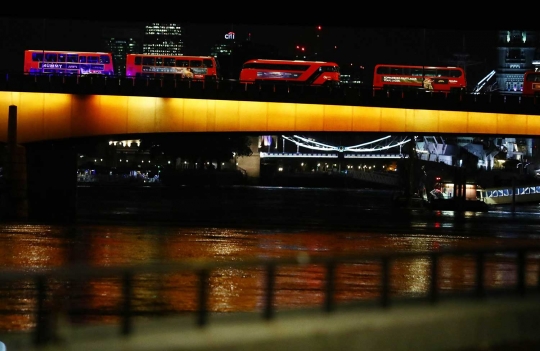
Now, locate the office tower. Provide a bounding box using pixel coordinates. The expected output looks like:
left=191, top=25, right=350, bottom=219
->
left=143, top=23, right=183, bottom=55
left=103, top=27, right=143, bottom=76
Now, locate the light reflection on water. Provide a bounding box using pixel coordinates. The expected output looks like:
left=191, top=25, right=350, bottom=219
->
left=0, top=185, right=540, bottom=332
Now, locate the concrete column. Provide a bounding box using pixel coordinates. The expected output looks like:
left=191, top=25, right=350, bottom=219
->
left=2, top=105, right=29, bottom=221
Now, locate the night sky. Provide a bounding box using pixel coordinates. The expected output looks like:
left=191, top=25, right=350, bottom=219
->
left=0, top=13, right=525, bottom=85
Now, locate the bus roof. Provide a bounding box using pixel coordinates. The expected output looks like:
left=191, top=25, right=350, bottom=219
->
left=127, top=54, right=215, bottom=59
left=244, top=59, right=338, bottom=65
left=374, top=63, right=462, bottom=70
left=25, top=50, right=112, bottom=55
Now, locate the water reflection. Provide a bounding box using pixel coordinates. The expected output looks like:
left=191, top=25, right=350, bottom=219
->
left=1, top=186, right=540, bottom=332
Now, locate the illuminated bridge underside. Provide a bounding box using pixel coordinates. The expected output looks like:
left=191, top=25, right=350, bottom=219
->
left=1, top=92, right=539, bottom=144
left=260, top=153, right=408, bottom=159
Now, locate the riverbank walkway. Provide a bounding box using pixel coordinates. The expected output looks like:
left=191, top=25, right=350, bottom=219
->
left=1, top=294, right=540, bottom=351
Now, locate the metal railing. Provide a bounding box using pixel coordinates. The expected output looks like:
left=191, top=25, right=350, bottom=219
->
left=0, top=245, right=539, bottom=347
left=1, top=72, right=540, bottom=114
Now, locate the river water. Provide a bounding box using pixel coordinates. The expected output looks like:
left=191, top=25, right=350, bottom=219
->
left=1, top=184, right=540, bottom=333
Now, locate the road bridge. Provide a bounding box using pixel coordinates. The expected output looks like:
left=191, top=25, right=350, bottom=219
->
left=1, top=75, right=539, bottom=222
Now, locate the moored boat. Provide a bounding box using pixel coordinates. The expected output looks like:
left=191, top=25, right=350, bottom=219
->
left=476, top=184, right=540, bottom=205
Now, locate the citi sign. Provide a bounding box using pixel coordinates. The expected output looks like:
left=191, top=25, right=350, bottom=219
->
left=225, top=31, right=235, bottom=40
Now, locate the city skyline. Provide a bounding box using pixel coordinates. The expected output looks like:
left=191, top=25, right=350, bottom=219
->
left=1, top=15, right=536, bottom=86
left=1, top=18, right=500, bottom=69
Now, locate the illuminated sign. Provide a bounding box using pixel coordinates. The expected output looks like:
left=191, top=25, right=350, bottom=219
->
left=225, top=31, right=235, bottom=40
left=382, top=76, right=422, bottom=84
left=142, top=66, right=208, bottom=75
left=432, top=78, right=449, bottom=84
left=39, top=63, right=105, bottom=71
left=257, top=71, right=301, bottom=79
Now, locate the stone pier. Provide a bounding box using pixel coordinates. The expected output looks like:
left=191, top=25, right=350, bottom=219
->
left=1, top=105, right=28, bottom=221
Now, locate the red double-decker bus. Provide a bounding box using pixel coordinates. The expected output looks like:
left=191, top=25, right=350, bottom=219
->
left=125, top=54, right=220, bottom=81
left=239, top=59, right=340, bottom=86
left=24, top=50, right=114, bottom=76
left=522, top=70, right=540, bottom=96
left=373, top=64, right=466, bottom=93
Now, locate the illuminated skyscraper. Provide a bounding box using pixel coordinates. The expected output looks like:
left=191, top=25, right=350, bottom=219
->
left=143, top=23, right=183, bottom=55
left=103, top=27, right=143, bottom=76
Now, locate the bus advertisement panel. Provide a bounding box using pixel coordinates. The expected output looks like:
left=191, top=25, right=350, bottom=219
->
left=24, top=50, right=114, bottom=76
left=239, top=59, right=340, bottom=86
left=373, top=64, right=466, bottom=93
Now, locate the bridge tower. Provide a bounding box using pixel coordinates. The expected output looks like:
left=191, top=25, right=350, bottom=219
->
left=496, top=30, right=539, bottom=93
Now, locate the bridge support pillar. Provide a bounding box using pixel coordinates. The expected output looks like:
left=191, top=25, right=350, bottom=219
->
left=25, top=142, right=78, bottom=223
left=237, top=136, right=261, bottom=185
left=1, top=105, right=29, bottom=221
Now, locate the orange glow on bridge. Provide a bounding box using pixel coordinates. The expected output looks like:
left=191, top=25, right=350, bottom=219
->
left=1, top=91, right=539, bottom=143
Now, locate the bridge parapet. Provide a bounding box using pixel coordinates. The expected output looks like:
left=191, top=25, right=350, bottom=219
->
left=1, top=73, right=540, bottom=115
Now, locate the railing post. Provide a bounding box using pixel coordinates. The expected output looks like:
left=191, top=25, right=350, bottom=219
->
left=430, top=254, right=438, bottom=304
left=381, top=257, right=390, bottom=307
left=324, top=261, right=336, bottom=312
left=33, top=275, right=50, bottom=346
left=121, top=271, right=133, bottom=335
left=264, top=263, right=276, bottom=320
left=197, top=269, right=209, bottom=326
left=475, top=252, right=485, bottom=299
left=517, top=250, right=526, bottom=296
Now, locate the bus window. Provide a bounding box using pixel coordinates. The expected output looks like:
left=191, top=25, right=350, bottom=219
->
left=58, top=54, right=66, bottom=62
left=32, top=53, right=43, bottom=62
left=203, top=59, right=214, bottom=68
left=67, top=54, right=78, bottom=63
left=100, top=55, right=111, bottom=64
left=176, top=59, right=189, bottom=67
left=87, top=56, right=99, bottom=64
left=134, top=56, right=142, bottom=65
left=390, top=67, right=403, bottom=75
left=411, top=68, right=423, bottom=76
left=142, top=57, right=155, bottom=65
left=155, top=57, right=163, bottom=66
left=190, top=60, right=202, bottom=67
left=79, top=56, right=87, bottom=63
left=424, top=69, right=436, bottom=76
left=164, top=58, right=175, bottom=66
left=319, top=66, right=338, bottom=72
left=526, top=73, right=539, bottom=82
left=45, top=53, right=57, bottom=62
left=376, top=66, right=390, bottom=74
